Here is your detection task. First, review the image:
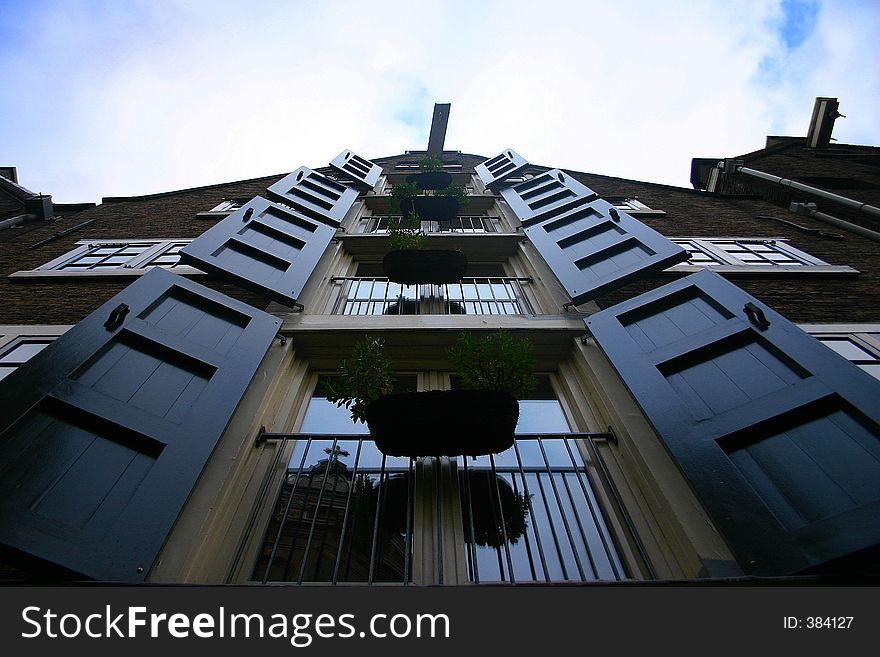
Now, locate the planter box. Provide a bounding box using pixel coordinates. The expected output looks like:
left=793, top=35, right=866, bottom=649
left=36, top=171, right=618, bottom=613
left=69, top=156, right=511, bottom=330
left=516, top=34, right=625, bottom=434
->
left=365, top=389, right=519, bottom=457
left=382, top=249, right=467, bottom=285
left=400, top=195, right=458, bottom=221
left=406, top=171, right=452, bottom=190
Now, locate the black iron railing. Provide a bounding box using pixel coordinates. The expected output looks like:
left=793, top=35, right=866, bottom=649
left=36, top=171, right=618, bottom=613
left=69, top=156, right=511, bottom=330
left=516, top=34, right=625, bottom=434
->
left=367, top=215, right=493, bottom=233
left=331, top=276, right=533, bottom=315
left=232, top=433, right=638, bottom=585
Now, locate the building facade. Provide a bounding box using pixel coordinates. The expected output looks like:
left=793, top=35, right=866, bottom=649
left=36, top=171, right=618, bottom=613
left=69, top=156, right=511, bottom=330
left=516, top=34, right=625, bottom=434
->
left=1, top=101, right=878, bottom=583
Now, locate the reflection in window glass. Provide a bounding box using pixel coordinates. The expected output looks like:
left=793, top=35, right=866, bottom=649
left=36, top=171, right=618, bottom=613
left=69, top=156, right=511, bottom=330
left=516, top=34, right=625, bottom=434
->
left=0, top=338, right=56, bottom=381
left=254, top=437, right=412, bottom=584
left=459, top=377, right=624, bottom=583
left=254, top=376, right=416, bottom=583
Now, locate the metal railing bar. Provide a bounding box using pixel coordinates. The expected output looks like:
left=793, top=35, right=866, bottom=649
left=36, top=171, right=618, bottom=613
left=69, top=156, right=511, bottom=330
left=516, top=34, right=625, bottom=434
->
left=367, top=454, right=388, bottom=585
left=583, top=435, right=656, bottom=580
left=331, top=440, right=364, bottom=584
left=509, top=472, right=539, bottom=581
left=226, top=435, right=289, bottom=584
left=461, top=458, right=479, bottom=584
left=404, top=457, right=415, bottom=585
left=533, top=470, right=568, bottom=581
left=435, top=457, right=444, bottom=585
left=513, top=441, right=550, bottom=582
left=489, top=453, right=516, bottom=583
left=297, top=439, right=339, bottom=584
left=538, top=440, right=586, bottom=582
left=563, top=439, right=623, bottom=581
left=262, top=437, right=312, bottom=584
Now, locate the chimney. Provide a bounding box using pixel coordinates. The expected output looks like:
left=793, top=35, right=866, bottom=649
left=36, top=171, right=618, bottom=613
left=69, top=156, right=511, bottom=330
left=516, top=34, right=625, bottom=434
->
left=25, top=194, right=54, bottom=221
left=806, top=97, right=843, bottom=149
left=427, top=103, right=451, bottom=155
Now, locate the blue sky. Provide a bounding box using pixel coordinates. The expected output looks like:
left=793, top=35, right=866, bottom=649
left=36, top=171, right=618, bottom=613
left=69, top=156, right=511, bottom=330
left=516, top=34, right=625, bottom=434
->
left=1, top=0, right=877, bottom=203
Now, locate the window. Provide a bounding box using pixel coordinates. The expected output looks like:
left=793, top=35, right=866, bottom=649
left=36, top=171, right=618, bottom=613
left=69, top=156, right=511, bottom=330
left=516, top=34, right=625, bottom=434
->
left=455, top=377, right=625, bottom=583
left=208, top=199, right=246, bottom=212
left=801, top=325, right=880, bottom=381
left=604, top=197, right=665, bottom=216
left=0, top=326, right=68, bottom=381
left=253, top=376, right=417, bottom=584
left=667, top=238, right=857, bottom=274
left=332, top=265, right=533, bottom=316
left=195, top=199, right=249, bottom=219
left=248, top=374, right=625, bottom=584
left=11, top=239, right=201, bottom=278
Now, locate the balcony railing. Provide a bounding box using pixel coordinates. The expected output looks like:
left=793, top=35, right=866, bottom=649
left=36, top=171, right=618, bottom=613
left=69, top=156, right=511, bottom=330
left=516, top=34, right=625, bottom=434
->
left=366, top=215, right=494, bottom=233
left=331, top=277, right=533, bottom=315
left=234, top=433, right=630, bottom=585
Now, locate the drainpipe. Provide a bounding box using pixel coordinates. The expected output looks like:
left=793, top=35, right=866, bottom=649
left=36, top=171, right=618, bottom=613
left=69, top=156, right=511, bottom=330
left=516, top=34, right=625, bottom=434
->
left=790, top=202, right=880, bottom=243
left=0, top=214, right=29, bottom=230
left=719, top=159, right=880, bottom=221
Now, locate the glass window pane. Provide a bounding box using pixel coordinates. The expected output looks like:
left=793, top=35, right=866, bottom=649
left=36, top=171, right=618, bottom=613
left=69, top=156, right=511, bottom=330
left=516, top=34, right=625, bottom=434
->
left=858, top=364, right=880, bottom=380
left=516, top=400, right=570, bottom=433
left=818, top=338, right=874, bottom=361
left=0, top=341, right=52, bottom=363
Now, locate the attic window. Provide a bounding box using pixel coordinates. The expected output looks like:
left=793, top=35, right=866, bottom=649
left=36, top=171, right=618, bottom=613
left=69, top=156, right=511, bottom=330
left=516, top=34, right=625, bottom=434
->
left=603, top=197, right=665, bottom=216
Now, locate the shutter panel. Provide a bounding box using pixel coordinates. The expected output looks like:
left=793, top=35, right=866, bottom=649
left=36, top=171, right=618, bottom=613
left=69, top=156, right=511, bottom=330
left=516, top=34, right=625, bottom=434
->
left=586, top=269, right=880, bottom=574
left=329, top=150, right=382, bottom=191
left=0, top=268, right=280, bottom=581
left=475, top=148, right=529, bottom=190
left=508, top=171, right=686, bottom=304
left=501, top=169, right=599, bottom=227
left=179, top=196, right=336, bottom=307
left=265, top=166, right=359, bottom=227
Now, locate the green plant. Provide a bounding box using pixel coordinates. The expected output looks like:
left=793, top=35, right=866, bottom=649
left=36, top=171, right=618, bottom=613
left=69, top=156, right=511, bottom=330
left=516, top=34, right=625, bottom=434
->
left=389, top=181, right=420, bottom=215
left=387, top=212, right=426, bottom=251
left=447, top=330, right=537, bottom=397
left=418, top=154, right=444, bottom=171
left=438, top=182, right=470, bottom=209
left=325, top=337, right=395, bottom=424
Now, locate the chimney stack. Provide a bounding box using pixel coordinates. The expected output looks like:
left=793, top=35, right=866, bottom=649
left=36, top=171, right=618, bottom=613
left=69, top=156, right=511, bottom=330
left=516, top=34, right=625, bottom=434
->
left=806, top=97, right=843, bottom=149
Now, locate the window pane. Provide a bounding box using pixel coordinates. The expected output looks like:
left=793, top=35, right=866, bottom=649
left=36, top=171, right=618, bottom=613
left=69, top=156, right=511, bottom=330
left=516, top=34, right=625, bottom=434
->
left=818, top=338, right=875, bottom=361
left=0, top=341, right=52, bottom=363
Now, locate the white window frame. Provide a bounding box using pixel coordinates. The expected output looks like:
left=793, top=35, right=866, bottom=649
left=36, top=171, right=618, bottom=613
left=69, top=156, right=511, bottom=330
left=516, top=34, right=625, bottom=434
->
left=0, top=325, right=70, bottom=381
left=9, top=239, right=202, bottom=279
left=195, top=199, right=248, bottom=219
left=799, top=323, right=880, bottom=381
left=665, top=237, right=858, bottom=275
left=604, top=197, right=666, bottom=217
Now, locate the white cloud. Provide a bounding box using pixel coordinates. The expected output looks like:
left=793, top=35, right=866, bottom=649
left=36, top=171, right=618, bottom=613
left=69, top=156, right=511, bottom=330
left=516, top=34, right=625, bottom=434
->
left=1, top=0, right=877, bottom=202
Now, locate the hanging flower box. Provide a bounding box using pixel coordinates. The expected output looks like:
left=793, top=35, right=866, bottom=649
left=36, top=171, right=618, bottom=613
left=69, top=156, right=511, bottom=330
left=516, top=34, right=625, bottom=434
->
left=400, top=195, right=458, bottom=222
left=365, top=389, right=519, bottom=457
left=406, top=170, right=453, bottom=191
left=382, top=248, right=467, bottom=285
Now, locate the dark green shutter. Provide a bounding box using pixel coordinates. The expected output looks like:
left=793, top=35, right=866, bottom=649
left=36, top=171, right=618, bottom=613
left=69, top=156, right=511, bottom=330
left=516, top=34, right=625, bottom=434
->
left=503, top=170, right=686, bottom=305
left=329, top=150, right=382, bottom=191
left=180, top=196, right=336, bottom=307
left=475, top=148, right=529, bottom=190
left=0, top=269, right=280, bottom=581
left=266, top=166, right=359, bottom=227
left=586, top=269, right=880, bottom=574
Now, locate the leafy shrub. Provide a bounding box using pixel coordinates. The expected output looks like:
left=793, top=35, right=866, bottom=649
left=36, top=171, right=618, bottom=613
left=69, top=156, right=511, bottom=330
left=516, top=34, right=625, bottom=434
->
left=447, top=330, right=537, bottom=397
left=325, top=337, right=395, bottom=423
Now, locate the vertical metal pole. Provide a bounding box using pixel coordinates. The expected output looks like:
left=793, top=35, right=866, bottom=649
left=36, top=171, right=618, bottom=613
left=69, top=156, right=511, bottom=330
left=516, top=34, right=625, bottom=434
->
left=262, top=438, right=312, bottom=584
left=331, top=440, right=364, bottom=584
